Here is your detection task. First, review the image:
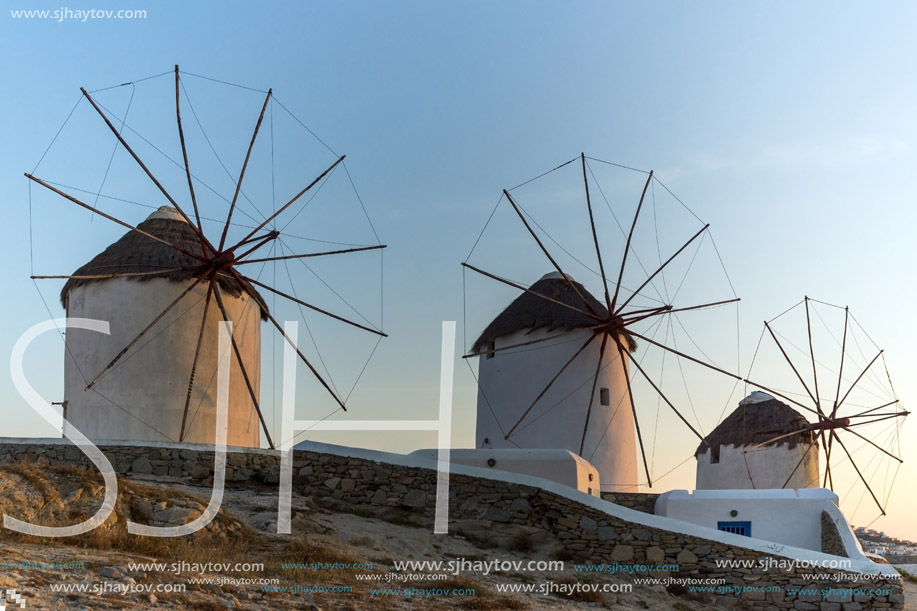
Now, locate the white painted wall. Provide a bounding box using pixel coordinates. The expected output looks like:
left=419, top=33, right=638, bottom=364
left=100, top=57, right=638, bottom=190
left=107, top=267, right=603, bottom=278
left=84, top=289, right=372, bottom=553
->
left=475, top=326, right=637, bottom=492
left=63, top=277, right=261, bottom=447
left=410, top=448, right=601, bottom=496
left=655, top=488, right=839, bottom=553
left=696, top=443, right=820, bottom=489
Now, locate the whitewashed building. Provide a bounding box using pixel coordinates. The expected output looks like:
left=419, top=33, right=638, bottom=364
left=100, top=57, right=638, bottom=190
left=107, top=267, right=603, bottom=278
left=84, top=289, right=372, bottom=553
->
left=696, top=391, right=819, bottom=490
left=473, top=272, right=638, bottom=492
left=61, top=206, right=264, bottom=447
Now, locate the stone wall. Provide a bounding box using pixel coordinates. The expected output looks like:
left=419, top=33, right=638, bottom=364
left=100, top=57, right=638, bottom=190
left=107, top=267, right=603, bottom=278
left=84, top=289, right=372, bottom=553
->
left=0, top=441, right=903, bottom=610
left=600, top=491, right=659, bottom=514
left=822, top=511, right=849, bottom=558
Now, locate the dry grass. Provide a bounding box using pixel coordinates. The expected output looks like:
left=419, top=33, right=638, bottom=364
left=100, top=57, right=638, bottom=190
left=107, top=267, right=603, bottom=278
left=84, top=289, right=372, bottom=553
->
left=0, top=462, right=254, bottom=565
left=4, top=462, right=61, bottom=502
left=460, top=596, right=527, bottom=610
left=897, top=567, right=917, bottom=583
left=508, top=531, right=534, bottom=554
left=554, top=575, right=605, bottom=604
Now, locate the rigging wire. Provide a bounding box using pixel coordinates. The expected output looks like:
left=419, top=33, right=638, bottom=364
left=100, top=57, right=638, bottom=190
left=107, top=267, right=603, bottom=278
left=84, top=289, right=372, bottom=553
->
left=179, top=69, right=268, bottom=94
left=91, top=83, right=135, bottom=222
left=179, top=78, right=269, bottom=227
left=506, top=156, right=578, bottom=192
left=582, top=156, right=649, bottom=175
left=271, top=96, right=338, bottom=158
left=586, top=160, right=667, bottom=305
left=277, top=236, right=381, bottom=331
left=342, top=160, right=382, bottom=245
left=87, top=69, right=171, bottom=94
left=279, top=241, right=343, bottom=399
left=27, top=67, right=386, bottom=450
left=31, top=95, right=83, bottom=174
left=464, top=192, right=506, bottom=263
left=33, top=180, right=373, bottom=247
left=91, top=97, right=267, bottom=229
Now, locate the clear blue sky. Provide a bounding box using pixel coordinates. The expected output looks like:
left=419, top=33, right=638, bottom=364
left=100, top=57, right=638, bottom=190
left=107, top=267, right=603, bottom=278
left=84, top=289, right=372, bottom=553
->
left=1, top=1, right=915, bottom=540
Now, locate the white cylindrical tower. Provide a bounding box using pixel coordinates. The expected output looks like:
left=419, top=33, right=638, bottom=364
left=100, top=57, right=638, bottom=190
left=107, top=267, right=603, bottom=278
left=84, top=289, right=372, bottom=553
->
left=695, top=391, right=820, bottom=490
left=473, top=272, right=638, bottom=492
left=61, top=206, right=264, bottom=447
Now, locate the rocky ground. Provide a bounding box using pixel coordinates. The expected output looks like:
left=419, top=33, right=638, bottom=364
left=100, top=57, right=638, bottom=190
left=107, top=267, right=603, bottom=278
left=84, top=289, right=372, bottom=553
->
left=902, top=579, right=917, bottom=611
left=2, top=461, right=912, bottom=611
left=0, top=462, right=739, bottom=610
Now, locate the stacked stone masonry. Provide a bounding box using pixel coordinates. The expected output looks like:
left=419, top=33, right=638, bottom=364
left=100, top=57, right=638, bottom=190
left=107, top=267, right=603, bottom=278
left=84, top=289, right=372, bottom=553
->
left=0, top=442, right=902, bottom=610
left=600, top=491, right=660, bottom=514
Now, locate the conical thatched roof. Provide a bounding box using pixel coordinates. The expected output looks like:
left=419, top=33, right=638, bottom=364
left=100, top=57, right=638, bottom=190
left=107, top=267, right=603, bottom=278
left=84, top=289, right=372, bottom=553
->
left=695, top=393, right=815, bottom=457
left=472, top=272, right=636, bottom=353
left=61, top=207, right=267, bottom=318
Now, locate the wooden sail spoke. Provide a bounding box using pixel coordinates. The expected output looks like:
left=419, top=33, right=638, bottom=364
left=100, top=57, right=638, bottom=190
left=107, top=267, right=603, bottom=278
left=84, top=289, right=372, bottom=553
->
left=238, top=244, right=386, bottom=265
left=831, top=431, right=886, bottom=516
left=242, top=275, right=386, bottom=337
left=845, top=402, right=901, bottom=418
left=630, top=329, right=820, bottom=421
left=231, top=155, right=345, bottom=249
left=834, top=350, right=884, bottom=415
left=461, top=263, right=601, bottom=320
left=627, top=346, right=707, bottom=444
left=463, top=332, right=573, bottom=359
left=764, top=321, right=819, bottom=409
left=85, top=274, right=207, bottom=391
left=32, top=269, right=199, bottom=281
left=615, top=223, right=709, bottom=314
left=830, top=307, right=849, bottom=420
left=804, top=297, right=831, bottom=465
left=581, top=153, right=612, bottom=311
left=782, top=441, right=817, bottom=489
left=174, top=65, right=204, bottom=239
left=80, top=86, right=214, bottom=255
left=261, top=303, right=347, bottom=412
left=843, top=427, right=903, bottom=463
left=504, top=333, right=598, bottom=439
left=823, top=432, right=834, bottom=489
left=502, top=189, right=599, bottom=317
left=212, top=286, right=275, bottom=449
left=579, top=333, right=609, bottom=455
left=25, top=174, right=208, bottom=263
left=219, top=87, right=273, bottom=251
left=841, top=412, right=909, bottom=427
left=627, top=331, right=742, bottom=382
left=179, top=274, right=216, bottom=442
left=744, top=418, right=850, bottom=453
left=613, top=336, right=652, bottom=488
left=231, top=230, right=279, bottom=262
left=621, top=298, right=741, bottom=327
left=610, top=171, right=653, bottom=313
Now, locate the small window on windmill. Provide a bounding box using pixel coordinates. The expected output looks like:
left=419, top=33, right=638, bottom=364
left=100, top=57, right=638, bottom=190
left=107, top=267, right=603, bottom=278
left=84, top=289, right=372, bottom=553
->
left=710, top=443, right=720, bottom=464
left=600, top=388, right=610, bottom=406
left=485, top=340, right=495, bottom=359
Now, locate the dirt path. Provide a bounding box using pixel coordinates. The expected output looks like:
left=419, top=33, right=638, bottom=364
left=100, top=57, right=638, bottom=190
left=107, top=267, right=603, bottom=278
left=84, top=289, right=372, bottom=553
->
left=903, top=578, right=917, bottom=611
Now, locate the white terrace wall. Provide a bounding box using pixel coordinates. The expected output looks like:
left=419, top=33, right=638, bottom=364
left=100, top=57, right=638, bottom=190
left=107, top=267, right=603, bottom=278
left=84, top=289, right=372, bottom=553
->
left=655, top=489, right=851, bottom=555
left=0, top=439, right=903, bottom=611
left=409, top=448, right=601, bottom=497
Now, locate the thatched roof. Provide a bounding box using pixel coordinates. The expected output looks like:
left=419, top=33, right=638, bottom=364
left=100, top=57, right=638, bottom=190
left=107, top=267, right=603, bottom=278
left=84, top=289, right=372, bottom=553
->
left=472, top=273, right=636, bottom=353
left=695, top=395, right=815, bottom=457
left=61, top=207, right=267, bottom=319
